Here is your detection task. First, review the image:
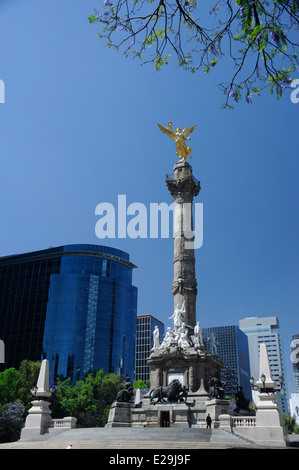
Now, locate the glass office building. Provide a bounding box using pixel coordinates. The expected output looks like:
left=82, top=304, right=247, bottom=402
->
left=202, top=325, right=252, bottom=401
left=135, top=315, right=165, bottom=382
left=0, top=247, right=61, bottom=370
left=0, top=244, right=137, bottom=382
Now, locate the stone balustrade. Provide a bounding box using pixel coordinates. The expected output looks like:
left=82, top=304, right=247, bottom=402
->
left=231, top=416, right=256, bottom=427
left=47, top=417, right=77, bottom=429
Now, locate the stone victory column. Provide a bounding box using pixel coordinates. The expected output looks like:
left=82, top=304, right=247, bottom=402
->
left=107, top=122, right=226, bottom=428
left=160, top=121, right=200, bottom=330
left=140, top=122, right=226, bottom=427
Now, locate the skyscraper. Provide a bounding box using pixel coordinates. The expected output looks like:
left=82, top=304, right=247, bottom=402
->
left=239, top=316, right=288, bottom=413
left=291, top=333, right=299, bottom=393
left=289, top=333, right=299, bottom=425
left=135, top=315, right=164, bottom=382
left=202, top=325, right=252, bottom=401
left=0, top=244, right=137, bottom=382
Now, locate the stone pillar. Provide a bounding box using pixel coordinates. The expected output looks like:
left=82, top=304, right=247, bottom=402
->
left=166, top=160, right=201, bottom=329
left=105, top=403, right=132, bottom=428
left=253, top=343, right=288, bottom=446
left=205, top=399, right=231, bottom=428
left=20, top=359, right=52, bottom=440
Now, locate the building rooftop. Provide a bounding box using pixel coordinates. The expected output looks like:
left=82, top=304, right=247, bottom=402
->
left=0, top=244, right=137, bottom=269
left=239, top=316, right=279, bottom=329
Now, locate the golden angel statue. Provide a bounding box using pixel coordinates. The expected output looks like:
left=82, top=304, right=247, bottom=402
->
left=158, top=122, right=196, bottom=161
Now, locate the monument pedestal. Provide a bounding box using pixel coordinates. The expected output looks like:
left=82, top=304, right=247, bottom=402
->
left=205, top=399, right=231, bottom=428
left=20, top=399, right=52, bottom=439
left=131, top=403, right=192, bottom=428
left=252, top=392, right=288, bottom=447
left=107, top=395, right=230, bottom=429
left=106, top=402, right=132, bottom=428
left=148, top=345, right=223, bottom=397
left=105, top=345, right=226, bottom=429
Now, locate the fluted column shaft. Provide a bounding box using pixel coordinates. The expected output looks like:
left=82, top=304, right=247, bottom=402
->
left=166, top=160, right=201, bottom=329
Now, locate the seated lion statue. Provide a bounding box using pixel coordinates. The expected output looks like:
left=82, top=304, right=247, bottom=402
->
left=149, top=379, right=183, bottom=404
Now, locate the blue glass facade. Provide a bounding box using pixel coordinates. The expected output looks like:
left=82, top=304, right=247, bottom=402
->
left=202, top=325, right=252, bottom=401
left=135, top=315, right=165, bottom=382
left=0, top=248, right=62, bottom=370
left=0, top=245, right=137, bottom=382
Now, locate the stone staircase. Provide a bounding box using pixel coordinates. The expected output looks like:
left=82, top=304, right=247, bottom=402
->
left=20, top=426, right=255, bottom=448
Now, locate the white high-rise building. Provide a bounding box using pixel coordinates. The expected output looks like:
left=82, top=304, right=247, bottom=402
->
left=291, top=334, right=299, bottom=393
left=239, top=316, right=288, bottom=414
left=289, top=394, right=299, bottom=424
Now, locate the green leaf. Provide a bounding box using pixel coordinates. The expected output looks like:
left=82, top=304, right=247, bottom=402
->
left=154, top=56, right=168, bottom=70
left=88, top=14, right=99, bottom=24
left=235, top=32, right=247, bottom=40
left=258, top=37, right=268, bottom=52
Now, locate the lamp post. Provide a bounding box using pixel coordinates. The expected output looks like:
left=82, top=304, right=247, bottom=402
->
left=258, top=372, right=277, bottom=394
left=260, top=373, right=267, bottom=393
left=278, top=375, right=284, bottom=393
left=30, top=386, right=38, bottom=397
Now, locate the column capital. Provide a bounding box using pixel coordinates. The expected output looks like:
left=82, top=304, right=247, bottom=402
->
left=166, top=161, right=201, bottom=201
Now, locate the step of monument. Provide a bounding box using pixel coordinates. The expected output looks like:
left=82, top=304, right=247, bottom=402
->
left=21, top=426, right=252, bottom=447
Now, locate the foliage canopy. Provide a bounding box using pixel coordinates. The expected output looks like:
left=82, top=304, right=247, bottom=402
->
left=89, top=0, right=299, bottom=107
left=0, top=362, right=125, bottom=438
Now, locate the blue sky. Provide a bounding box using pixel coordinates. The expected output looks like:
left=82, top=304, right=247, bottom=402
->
left=0, top=0, right=298, bottom=394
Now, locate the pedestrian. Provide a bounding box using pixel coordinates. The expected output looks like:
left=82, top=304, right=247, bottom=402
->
left=206, top=413, right=212, bottom=428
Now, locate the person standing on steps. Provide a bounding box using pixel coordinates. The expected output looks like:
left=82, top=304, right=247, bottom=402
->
left=206, top=413, right=212, bottom=428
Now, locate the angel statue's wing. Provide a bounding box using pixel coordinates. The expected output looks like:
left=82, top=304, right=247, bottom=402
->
left=182, top=125, right=196, bottom=138
left=158, top=123, right=176, bottom=141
